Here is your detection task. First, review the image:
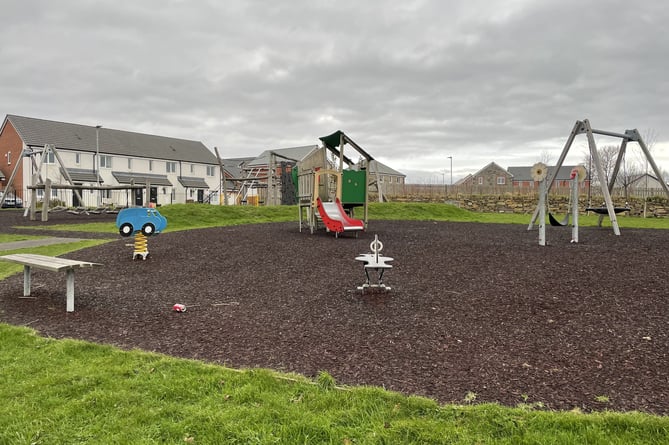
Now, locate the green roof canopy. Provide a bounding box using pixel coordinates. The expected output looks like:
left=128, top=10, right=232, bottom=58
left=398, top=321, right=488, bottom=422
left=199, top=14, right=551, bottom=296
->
left=319, top=130, right=374, bottom=164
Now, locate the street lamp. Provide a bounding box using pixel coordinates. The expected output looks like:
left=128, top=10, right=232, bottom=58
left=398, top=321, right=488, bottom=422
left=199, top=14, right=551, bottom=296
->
left=96, top=125, right=102, bottom=206
left=447, top=156, right=453, bottom=196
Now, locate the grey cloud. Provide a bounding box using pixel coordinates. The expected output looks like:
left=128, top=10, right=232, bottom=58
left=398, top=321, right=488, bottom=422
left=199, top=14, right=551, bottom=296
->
left=2, top=0, right=668, bottom=182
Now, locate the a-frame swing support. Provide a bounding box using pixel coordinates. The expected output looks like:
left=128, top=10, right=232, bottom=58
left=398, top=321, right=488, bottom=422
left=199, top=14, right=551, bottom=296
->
left=529, top=119, right=669, bottom=236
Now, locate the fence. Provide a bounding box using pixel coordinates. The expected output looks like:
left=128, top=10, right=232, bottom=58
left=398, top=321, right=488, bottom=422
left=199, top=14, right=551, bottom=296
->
left=378, top=183, right=669, bottom=202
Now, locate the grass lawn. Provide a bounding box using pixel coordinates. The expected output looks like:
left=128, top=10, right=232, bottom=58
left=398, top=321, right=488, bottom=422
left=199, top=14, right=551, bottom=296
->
left=11, top=202, right=669, bottom=234
left=1, top=324, right=667, bottom=444
left=1, top=202, right=668, bottom=443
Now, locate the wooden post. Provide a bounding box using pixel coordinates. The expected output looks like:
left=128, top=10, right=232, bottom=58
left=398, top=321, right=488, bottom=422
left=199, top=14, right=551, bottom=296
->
left=538, top=179, right=546, bottom=246
left=49, top=145, right=84, bottom=205
left=571, top=175, right=579, bottom=243
left=584, top=119, right=620, bottom=235
left=30, top=173, right=38, bottom=221
left=213, top=146, right=228, bottom=205
left=42, top=179, right=52, bottom=222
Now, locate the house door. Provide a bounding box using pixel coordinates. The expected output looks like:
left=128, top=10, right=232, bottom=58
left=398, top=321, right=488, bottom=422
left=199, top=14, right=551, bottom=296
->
left=150, top=187, right=158, bottom=205
left=134, top=188, right=143, bottom=206
left=197, top=189, right=204, bottom=203
left=72, top=187, right=83, bottom=207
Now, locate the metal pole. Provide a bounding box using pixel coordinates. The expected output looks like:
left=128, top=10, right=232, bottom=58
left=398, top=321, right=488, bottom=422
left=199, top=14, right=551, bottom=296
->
left=571, top=175, right=579, bottom=243
left=538, top=178, right=546, bottom=246
left=448, top=156, right=453, bottom=184
left=96, top=125, right=102, bottom=206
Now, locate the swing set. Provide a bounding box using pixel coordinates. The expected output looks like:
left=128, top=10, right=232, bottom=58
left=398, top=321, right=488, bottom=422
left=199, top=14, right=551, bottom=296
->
left=529, top=119, right=669, bottom=238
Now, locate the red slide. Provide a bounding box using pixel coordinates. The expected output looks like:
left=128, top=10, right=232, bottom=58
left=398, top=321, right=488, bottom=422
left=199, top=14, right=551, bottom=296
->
left=316, top=197, right=364, bottom=236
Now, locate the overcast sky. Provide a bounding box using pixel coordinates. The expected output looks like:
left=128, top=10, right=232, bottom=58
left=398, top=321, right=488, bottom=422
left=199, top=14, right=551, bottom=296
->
left=2, top=0, right=668, bottom=183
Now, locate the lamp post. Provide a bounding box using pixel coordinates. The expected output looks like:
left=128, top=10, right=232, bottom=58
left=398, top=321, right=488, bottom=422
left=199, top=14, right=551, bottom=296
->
left=96, top=125, right=102, bottom=206
left=441, top=171, right=446, bottom=197
left=448, top=156, right=453, bottom=196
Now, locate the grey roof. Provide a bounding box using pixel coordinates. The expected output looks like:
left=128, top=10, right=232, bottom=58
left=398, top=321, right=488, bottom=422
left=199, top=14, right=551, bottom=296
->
left=472, top=162, right=511, bottom=177
left=246, top=145, right=319, bottom=167
left=221, top=157, right=253, bottom=178
left=368, top=160, right=405, bottom=177
left=178, top=176, right=209, bottom=188
left=112, top=171, right=173, bottom=186
left=63, top=168, right=101, bottom=183
left=508, top=165, right=588, bottom=181
left=5, top=115, right=217, bottom=165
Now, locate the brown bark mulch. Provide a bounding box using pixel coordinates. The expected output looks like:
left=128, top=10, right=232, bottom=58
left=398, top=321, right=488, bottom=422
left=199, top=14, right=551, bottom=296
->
left=1, top=209, right=667, bottom=414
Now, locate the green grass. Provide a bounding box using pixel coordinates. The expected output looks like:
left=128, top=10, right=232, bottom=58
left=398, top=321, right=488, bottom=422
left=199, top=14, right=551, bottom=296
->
left=1, top=324, right=667, bottom=444
left=0, top=233, right=47, bottom=243
left=11, top=202, right=669, bottom=235
left=2, top=202, right=669, bottom=443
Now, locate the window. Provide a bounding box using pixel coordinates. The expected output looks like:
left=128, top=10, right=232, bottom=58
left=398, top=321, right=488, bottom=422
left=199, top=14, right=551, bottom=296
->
left=497, top=176, right=506, bottom=185
left=166, top=162, right=177, bottom=173
left=207, top=165, right=215, bottom=176
left=6, top=151, right=10, bottom=165
left=44, top=151, right=55, bottom=164
left=75, top=153, right=81, bottom=165
left=477, top=177, right=483, bottom=185
left=102, top=189, right=111, bottom=199
left=100, top=155, right=112, bottom=168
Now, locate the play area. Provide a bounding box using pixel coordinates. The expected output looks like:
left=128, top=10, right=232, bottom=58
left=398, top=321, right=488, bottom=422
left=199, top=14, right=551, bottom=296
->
left=0, top=210, right=668, bottom=415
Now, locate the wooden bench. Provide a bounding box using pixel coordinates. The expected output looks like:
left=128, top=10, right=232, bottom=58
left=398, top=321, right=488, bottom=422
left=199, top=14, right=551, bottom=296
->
left=0, top=254, right=102, bottom=312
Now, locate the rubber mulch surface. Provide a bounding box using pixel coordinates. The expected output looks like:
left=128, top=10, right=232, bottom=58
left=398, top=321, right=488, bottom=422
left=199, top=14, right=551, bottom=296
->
left=1, top=210, right=668, bottom=414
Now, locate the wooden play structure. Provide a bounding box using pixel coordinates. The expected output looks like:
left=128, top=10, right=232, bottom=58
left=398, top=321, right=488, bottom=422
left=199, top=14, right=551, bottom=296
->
left=297, top=131, right=375, bottom=236
left=0, top=144, right=151, bottom=221
left=529, top=119, right=669, bottom=236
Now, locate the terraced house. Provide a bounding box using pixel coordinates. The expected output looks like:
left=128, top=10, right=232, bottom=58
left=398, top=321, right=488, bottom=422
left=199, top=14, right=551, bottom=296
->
left=0, top=115, right=221, bottom=208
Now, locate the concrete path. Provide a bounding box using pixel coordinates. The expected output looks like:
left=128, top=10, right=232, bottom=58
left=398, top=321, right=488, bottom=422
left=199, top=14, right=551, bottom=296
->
left=0, top=237, right=86, bottom=251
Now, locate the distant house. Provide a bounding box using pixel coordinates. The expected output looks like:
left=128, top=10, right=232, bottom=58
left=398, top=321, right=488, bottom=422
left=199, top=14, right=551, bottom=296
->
left=368, top=160, right=406, bottom=186
left=507, top=165, right=590, bottom=191
left=0, top=114, right=220, bottom=207
left=627, top=173, right=667, bottom=197
left=456, top=162, right=513, bottom=190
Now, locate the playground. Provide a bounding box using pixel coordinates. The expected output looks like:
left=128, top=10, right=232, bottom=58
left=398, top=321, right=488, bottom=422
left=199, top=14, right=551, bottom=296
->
left=1, top=210, right=668, bottom=415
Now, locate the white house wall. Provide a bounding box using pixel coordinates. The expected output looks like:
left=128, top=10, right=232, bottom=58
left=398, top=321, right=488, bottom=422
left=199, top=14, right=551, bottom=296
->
left=24, top=147, right=219, bottom=207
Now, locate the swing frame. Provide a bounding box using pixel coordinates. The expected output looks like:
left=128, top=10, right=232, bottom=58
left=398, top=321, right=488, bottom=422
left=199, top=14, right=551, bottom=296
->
left=529, top=119, right=669, bottom=235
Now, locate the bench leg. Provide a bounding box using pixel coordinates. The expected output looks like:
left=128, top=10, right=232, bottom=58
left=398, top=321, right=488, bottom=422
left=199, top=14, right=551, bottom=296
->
left=23, top=265, right=32, bottom=297
left=66, top=269, right=75, bottom=312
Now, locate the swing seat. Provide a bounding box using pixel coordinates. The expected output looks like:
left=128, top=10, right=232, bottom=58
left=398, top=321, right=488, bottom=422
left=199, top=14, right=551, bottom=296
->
left=548, top=213, right=568, bottom=227
left=585, top=207, right=630, bottom=215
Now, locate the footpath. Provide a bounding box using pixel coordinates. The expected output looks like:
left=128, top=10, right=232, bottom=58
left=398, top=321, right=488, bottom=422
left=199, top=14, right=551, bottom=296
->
left=0, top=237, right=86, bottom=251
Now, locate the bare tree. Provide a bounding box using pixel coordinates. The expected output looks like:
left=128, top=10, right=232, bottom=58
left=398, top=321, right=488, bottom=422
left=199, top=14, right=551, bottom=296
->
left=617, top=162, right=644, bottom=201
left=582, top=144, right=619, bottom=187
left=538, top=150, right=553, bottom=166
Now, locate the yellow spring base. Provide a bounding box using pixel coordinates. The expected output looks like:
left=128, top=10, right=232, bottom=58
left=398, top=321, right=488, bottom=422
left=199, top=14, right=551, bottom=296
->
left=133, top=233, right=149, bottom=260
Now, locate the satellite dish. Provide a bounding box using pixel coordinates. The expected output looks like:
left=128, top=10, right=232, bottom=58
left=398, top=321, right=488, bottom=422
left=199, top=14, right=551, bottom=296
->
left=531, top=162, right=548, bottom=181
